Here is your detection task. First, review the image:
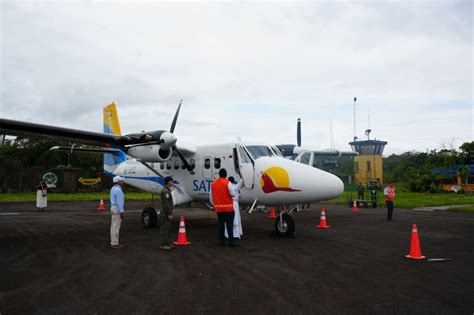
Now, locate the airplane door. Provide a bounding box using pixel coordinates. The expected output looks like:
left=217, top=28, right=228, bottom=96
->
left=202, top=156, right=212, bottom=180
left=235, top=145, right=254, bottom=189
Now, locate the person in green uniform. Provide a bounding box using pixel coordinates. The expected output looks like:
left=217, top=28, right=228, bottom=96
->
left=159, top=176, right=175, bottom=251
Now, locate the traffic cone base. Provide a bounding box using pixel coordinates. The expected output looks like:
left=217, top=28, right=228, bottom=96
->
left=268, top=207, right=276, bottom=219
left=173, top=216, right=191, bottom=246
left=316, top=208, right=330, bottom=229
left=405, top=254, right=426, bottom=260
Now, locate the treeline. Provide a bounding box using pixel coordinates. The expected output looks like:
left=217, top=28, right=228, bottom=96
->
left=1, top=138, right=473, bottom=193
left=0, top=137, right=102, bottom=173
left=317, top=141, right=473, bottom=192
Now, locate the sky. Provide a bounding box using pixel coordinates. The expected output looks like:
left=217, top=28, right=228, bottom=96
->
left=1, top=0, right=472, bottom=155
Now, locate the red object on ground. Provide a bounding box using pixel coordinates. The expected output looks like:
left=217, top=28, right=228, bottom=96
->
left=98, top=199, right=105, bottom=211
left=352, top=199, right=358, bottom=212
left=316, top=208, right=330, bottom=229
left=405, top=224, right=426, bottom=260
left=173, top=216, right=191, bottom=246
left=268, top=207, right=276, bottom=219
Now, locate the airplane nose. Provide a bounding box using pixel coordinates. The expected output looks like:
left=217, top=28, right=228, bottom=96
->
left=306, top=166, right=344, bottom=201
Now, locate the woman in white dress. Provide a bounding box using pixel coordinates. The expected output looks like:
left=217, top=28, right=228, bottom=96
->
left=225, top=176, right=244, bottom=239
left=36, top=180, right=48, bottom=211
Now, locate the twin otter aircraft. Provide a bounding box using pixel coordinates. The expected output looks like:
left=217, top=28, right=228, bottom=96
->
left=0, top=102, right=344, bottom=236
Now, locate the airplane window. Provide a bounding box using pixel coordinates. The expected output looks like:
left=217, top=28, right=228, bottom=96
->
left=181, top=161, right=186, bottom=169
left=312, top=157, right=319, bottom=168
left=300, top=152, right=311, bottom=165
left=245, top=145, right=274, bottom=159
left=174, top=160, right=180, bottom=169
left=166, top=161, right=172, bottom=169
left=190, top=159, right=195, bottom=170
left=204, top=158, right=211, bottom=169
left=271, top=146, right=283, bottom=157
left=214, top=158, right=221, bottom=169
left=160, top=163, right=165, bottom=170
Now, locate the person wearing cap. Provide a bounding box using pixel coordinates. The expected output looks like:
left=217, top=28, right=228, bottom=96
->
left=384, top=183, right=395, bottom=221
left=159, top=176, right=175, bottom=250
left=110, top=175, right=125, bottom=249
left=210, top=168, right=238, bottom=247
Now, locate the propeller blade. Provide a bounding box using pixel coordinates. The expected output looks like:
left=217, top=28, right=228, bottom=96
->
left=297, top=118, right=301, bottom=147
left=175, top=146, right=194, bottom=174
left=170, top=100, right=182, bottom=133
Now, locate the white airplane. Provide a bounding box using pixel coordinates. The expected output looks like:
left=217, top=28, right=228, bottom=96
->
left=0, top=102, right=344, bottom=236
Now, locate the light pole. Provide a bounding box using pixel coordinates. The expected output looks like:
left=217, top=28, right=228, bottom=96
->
left=353, top=97, right=357, bottom=141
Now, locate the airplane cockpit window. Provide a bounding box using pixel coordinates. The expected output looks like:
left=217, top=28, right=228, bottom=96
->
left=204, top=158, right=211, bottom=169
left=245, top=145, right=274, bottom=159
left=270, top=146, right=283, bottom=157
left=238, top=146, right=252, bottom=164
left=214, top=158, right=221, bottom=169
left=300, top=152, right=311, bottom=165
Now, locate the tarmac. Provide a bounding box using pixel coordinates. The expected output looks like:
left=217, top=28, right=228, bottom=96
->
left=1, top=201, right=473, bottom=314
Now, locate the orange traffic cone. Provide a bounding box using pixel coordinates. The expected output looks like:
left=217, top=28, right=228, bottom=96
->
left=98, top=199, right=105, bottom=211
left=316, top=207, right=330, bottom=229
left=173, top=216, right=191, bottom=246
left=268, top=207, right=276, bottom=219
left=352, top=199, right=358, bottom=212
left=405, top=224, right=426, bottom=259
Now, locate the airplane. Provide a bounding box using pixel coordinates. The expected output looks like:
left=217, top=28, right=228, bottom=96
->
left=0, top=102, right=344, bottom=237
left=277, top=118, right=358, bottom=168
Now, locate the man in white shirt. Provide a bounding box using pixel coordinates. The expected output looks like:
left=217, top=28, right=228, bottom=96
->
left=110, top=176, right=125, bottom=248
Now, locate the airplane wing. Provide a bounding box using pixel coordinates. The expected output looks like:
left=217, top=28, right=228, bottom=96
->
left=310, top=149, right=358, bottom=157
left=173, top=145, right=196, bottom=156
left=0, top=118, right=132, bottom=147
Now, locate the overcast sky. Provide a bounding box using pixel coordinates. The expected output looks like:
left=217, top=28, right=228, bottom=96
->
left=1, top=0, right=472, bottom=155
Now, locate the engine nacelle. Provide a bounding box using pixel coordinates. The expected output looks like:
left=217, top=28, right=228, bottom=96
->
left=127, top=145, right=173, bottom=162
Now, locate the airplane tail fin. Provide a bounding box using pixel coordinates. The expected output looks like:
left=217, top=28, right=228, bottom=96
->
left=103, top=102, right=126, bottom=175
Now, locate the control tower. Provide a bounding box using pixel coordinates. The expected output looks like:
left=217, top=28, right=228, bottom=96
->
left=349, top=134, right=387, bottom=186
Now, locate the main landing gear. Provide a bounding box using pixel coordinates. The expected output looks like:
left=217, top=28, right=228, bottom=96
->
left=142, top=206, right=158, bottom=228
left=274, top=207, right=296, bottom=238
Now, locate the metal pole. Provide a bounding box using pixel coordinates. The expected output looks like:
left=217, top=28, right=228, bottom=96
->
left=353, top=97, right=357, bottom=141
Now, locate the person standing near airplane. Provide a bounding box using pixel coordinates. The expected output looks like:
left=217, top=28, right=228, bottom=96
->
left=225, top=176, right=244, bottom=239
left=210, top=169, right=238, bottom=247
left=159, top=176, right=175, bottom=251
left=110, top=176, right=125, bottom=248
left=384, top=183, right=395, bottom=221
left=35, top=180, right=48, bottom=212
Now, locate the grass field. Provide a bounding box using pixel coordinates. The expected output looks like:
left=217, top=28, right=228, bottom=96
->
left=0, top=190, right=473, bottom=209
left=325, top=190, right=473, bottom=209
left=0, top=192, right=155, bottom=203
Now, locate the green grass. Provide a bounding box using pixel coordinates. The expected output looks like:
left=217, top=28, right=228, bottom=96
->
left=326, top=190, right=474, bottom=209
left=1, top=190, right=473, bottom=209
left=0, top=192, right=155, bottom=203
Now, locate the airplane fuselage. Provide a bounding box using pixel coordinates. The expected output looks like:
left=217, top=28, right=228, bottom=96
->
left=112, top=142, right=344, bottom=207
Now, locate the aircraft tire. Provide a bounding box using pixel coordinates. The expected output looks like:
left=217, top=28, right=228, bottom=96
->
left=275, top=213, right=295, bottom=237
left=142, top=207, right=158, bottom=228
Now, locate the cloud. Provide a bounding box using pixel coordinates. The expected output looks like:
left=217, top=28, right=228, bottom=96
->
left=0, top=0, right=472, bottom=155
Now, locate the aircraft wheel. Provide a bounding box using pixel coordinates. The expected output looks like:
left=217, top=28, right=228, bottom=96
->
left=274, top=213, right=295, bottom=237
left=142, top=207, right=158, bottom=228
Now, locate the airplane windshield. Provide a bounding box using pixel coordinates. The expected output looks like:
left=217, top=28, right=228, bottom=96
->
left=245, top=145, right=275, bottom=159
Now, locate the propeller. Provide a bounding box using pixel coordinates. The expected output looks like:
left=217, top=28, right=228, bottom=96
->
left=297, top=118, right=302, bottom=147
left=168, top=100, right=194, bottom=174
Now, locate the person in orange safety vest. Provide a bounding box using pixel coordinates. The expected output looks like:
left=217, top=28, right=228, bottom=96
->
left=210, top=168, right=238, bottom=247
left=384, top=183, right=395, bottom=221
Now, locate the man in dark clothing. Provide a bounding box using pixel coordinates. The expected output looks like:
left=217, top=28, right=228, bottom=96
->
left=159, top=176, right=175, bottom=250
